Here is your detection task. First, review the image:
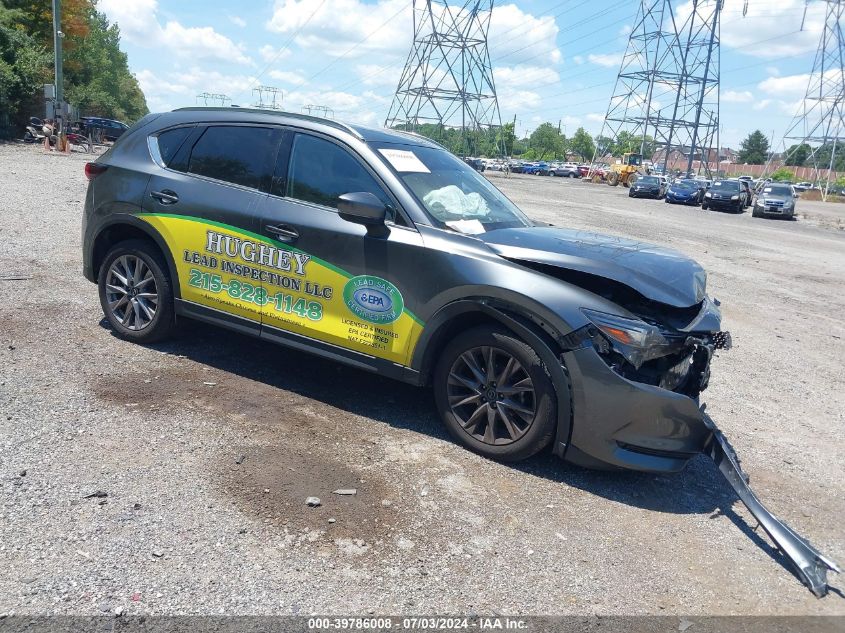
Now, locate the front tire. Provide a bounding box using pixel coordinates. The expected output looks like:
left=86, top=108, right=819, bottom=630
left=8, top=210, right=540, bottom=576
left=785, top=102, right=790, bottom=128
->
left=433, top=326, right=557, bottom=462
left=98, top=239, right=176, bottom=343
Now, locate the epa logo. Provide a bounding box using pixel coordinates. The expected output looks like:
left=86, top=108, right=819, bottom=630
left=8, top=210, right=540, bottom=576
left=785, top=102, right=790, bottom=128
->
left=343, top=275, right=404, bottom=324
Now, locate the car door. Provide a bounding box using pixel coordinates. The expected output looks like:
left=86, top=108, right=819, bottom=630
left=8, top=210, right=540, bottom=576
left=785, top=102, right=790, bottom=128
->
left=141, top=123, right=283, bottom=333
left=254, top=130, right=426, bottom=368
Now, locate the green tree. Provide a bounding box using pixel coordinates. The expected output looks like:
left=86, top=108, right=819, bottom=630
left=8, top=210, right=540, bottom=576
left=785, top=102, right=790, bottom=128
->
left=813, top=142, right=845, bottom=172
left=496, top=122, right=516, bottom=157
left=737, top=130, right=770, bottom=164
left=784, top=143, right=811, bottom=166
left=528, top=122, right=564, bottom=160
left=0, top=0, right=147, bottom=136
left=594, top=135, right=613, bottom=158
left=770, top=167, right=795, bottom=182
left=569, top=127, right=595, bottom=161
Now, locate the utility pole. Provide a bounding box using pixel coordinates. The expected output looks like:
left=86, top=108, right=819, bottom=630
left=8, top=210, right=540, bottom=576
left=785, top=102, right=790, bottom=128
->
left=52, top=0, right=62, bottom=105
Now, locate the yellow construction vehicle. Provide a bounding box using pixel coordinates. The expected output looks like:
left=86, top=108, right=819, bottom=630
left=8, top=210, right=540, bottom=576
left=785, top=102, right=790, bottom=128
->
left=606, top=152, right=644, bottom=187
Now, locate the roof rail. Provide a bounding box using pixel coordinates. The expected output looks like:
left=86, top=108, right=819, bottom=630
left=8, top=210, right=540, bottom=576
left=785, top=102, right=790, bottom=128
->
left=387, top=128, right=448, bottom=151
left=171, top=106, right=364, bottom=140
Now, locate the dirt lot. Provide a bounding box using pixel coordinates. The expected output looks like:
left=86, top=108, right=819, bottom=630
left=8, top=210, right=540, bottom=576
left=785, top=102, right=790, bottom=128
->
left=0, top=144, right=843, bottom=615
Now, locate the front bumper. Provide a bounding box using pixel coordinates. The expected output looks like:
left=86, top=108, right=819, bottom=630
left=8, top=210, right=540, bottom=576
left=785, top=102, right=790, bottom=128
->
left=703, top=413, right=840, bottom=597
left=563, top=345, right=712, bottom=472
left=629, top=188, right=661, bottom=198
left=705, top=197, right=740, bottom=209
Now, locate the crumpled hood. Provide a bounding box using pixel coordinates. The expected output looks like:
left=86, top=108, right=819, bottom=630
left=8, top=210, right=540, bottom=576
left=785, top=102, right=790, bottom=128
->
left=481, top=226, right=707, bottom=308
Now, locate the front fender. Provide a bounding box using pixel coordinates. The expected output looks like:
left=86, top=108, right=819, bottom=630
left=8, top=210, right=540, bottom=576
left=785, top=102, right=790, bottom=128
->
left=412, top=298, right=574, bottom=459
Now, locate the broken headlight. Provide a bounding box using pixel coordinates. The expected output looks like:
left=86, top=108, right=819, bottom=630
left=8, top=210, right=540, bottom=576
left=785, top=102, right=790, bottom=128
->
left=581, top=308, right=678, bottom=369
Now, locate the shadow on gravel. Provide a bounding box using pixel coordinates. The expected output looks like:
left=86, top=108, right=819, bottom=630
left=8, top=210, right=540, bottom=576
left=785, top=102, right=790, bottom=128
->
left=99, top=317, right=799, bottom=578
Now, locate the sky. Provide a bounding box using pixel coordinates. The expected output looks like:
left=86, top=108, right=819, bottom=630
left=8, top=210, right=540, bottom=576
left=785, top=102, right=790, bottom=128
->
left=98, top=0, right=832, bottom=151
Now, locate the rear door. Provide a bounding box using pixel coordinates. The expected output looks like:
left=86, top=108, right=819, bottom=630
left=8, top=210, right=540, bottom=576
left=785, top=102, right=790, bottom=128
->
left=254, top=131, right=426, bottom=368
left=140, top=123, right=283, bottom=333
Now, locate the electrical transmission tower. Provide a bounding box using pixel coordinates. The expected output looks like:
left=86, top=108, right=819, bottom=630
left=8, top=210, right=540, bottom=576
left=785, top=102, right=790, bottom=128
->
left=778, top=0, right=844, bottom=200
left=596, top=0, right=722, bottom=177
left=301, top=104, right=335, bottom=118
left=385, top=0, right=503, bottom=156
left=196, top=92, right=231, bottom=107
left=252, top=86, right=283, bottom=110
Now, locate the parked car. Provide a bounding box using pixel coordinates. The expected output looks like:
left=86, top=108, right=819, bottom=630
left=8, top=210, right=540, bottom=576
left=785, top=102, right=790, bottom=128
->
left=702, top=180, right=746, bottom=212
left=82, top=106, right=731, bottom=472
left=550, top=162, right=581, bottom=178
left=793, top=181, right=813, bottom=192
left=628, top=175, right=666, bottom=199
left=577, top=164, right=590, bottom=177
left=523, top=161, right=550, bottom=176
left=508, top=161, right=525, bottom=174
left=737, top=180, right=754, bottom=208
left=463, top=157, right=485, bottom=172
left=753, top=183, right=797, bottom=219
left=80, top=117, right=130, bottom=142
left=664, top=179, right=704, bottom=205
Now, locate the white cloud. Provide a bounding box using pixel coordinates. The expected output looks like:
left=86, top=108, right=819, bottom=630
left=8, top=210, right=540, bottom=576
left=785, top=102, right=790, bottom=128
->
left=267, top=0, right=412, bottom=58
left=229, top=15, right=247, bottom=28
left=494, top=66, right=559, bottom=90
left=722, top=90, right=754, bottom=103
left=674, top=0, right=824, bottom=59
left=100, top=0, right=251, bottom=65
left=268, top=70, right=307, bottom=86
left=588, top=53, right=622, bottom=68
left=259, top=45, right=292, bottom=63
left=355, top=64, right=402, bottom=89
left=266, top=0, right=561, bottom=67
left=573, top=55, right=584, bottom=65
left=753, top=99, right=772, bottom=111
left=758, top=73, right=812, bottom=96
left=586, top=113, right=605, bottom=123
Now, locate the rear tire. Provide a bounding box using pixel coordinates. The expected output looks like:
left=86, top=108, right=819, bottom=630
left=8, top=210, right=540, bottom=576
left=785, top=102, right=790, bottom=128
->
left=98, top=239, right=176, bottom=343
left=433, top=326, right=557, bottom=462
left=702, top=202, right=709, bottom=210
left=608, top=172, right=619, bottom=186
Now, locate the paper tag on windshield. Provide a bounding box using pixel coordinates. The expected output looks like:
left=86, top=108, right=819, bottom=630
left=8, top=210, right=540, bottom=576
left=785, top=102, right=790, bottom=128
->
left=445, top=219, right=485, bottom=235
left=379, top=149, right=430, bottom=173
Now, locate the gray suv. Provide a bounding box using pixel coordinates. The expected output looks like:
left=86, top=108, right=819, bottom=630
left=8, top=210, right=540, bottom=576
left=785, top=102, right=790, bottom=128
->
left=81, top=107, right=731, bottom=471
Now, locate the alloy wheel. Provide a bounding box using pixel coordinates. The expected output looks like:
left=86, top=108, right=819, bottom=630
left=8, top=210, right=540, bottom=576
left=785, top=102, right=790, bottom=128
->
left=104, top=255, right=158, bottom=331
left=446, top=346, right=537, bottom=445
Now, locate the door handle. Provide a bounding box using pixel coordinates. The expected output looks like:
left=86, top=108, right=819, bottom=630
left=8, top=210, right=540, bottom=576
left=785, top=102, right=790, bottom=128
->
left=150, top=190, right=179, bottom=205
left=265, top=224, right=299, bottom=242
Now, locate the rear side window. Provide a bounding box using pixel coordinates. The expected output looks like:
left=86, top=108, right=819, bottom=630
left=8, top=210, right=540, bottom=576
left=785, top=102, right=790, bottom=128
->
left=187, top=126, right=279, bottom=190
left=287, top=134, right=392, bottom=210
left=157, top=127, right=192, bottom=166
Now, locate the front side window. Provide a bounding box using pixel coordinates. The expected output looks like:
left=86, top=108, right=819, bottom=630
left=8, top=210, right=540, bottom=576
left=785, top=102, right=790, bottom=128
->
left=639, top=176, right=660, bottom=185
left=187, top=126, right=279, bottom=190
left=373, top=142, right=532, bottom=234
left=287, top=134, right=392, bottom=210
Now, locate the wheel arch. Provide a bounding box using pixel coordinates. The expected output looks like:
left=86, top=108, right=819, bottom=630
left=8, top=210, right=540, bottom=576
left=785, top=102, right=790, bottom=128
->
left=90, top=217, right=180, bottom=298
left=412, top=299, right=573, bottom=458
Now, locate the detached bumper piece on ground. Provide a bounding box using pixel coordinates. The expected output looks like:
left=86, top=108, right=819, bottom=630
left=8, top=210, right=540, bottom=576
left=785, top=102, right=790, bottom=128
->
left=702, top=413, right=840, bottom=597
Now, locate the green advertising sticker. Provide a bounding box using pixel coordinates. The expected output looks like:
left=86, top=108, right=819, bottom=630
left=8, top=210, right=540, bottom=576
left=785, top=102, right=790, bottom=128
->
left=343, top=275, right=404, bottom=325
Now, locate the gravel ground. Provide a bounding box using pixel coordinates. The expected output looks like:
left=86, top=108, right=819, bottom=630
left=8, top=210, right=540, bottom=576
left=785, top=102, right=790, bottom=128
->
left=0, top=143, right=843, bottom=616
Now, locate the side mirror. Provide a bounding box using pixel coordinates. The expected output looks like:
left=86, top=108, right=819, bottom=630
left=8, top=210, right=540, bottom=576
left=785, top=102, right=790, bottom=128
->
left=338, top=192, right=389, bottom=237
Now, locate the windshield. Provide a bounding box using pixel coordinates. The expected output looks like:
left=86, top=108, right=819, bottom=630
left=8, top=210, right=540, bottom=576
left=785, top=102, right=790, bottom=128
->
left=639, top=176, right=659, bottom=184
left=373, top=143, right=532, bottom=234
left=762, top=185, right=793, bottom=196
left=672, top=180, right=696, bottom=189
left=710, top=180, right=740, bottom=192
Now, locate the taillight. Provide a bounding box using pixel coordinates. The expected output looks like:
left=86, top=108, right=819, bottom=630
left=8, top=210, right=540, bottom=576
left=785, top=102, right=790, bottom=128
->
left=85, top=162, right=108, bottom=180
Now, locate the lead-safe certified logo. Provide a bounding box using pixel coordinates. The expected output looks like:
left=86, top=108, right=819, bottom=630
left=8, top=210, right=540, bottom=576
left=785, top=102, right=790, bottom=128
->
left=343, top=275, right=404, bottom=324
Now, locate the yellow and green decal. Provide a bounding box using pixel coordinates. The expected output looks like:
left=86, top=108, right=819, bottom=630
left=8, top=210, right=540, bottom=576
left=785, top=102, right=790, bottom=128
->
left=137, top=213, right=424, bottom=366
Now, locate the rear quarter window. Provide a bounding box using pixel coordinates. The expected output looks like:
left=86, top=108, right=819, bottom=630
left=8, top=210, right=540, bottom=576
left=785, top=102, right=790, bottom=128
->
left=156, top=127, right=193, bottom=166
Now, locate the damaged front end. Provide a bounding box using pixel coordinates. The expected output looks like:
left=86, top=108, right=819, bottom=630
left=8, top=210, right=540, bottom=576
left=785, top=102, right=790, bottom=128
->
left=550, top=274, right=839, bottom=596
